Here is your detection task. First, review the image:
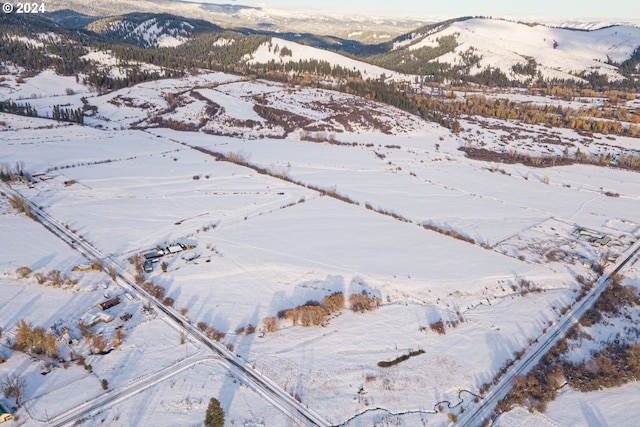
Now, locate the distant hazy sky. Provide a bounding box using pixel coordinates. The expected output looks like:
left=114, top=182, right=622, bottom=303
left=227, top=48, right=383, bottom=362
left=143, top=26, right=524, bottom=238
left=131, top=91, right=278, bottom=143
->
left=191, top=0, right=639, bottom=22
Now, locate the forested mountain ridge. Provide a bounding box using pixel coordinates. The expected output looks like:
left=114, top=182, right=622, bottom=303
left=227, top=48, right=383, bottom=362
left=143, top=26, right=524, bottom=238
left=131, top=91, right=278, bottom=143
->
left=373, top=18, right=640, bottom=84
left=86, top=13, right=222, bottom=48
left=2, top=11, right=639, bottom=89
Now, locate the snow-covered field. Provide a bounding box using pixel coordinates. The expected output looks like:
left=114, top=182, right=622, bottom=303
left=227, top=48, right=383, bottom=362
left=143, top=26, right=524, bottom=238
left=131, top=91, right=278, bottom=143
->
left=1, top=69, right=639, bottom=426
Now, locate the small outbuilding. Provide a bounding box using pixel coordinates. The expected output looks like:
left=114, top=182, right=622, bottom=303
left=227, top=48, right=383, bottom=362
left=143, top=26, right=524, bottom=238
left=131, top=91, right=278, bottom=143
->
left=166, top=244, right=184, bottom=254
left=594, top=236, right=612, bottom=246
left=143, top=249, right=164, bottom=260
left=98, top=313, right=114, bottom=323
left=98, top=296, right=121, bottom=311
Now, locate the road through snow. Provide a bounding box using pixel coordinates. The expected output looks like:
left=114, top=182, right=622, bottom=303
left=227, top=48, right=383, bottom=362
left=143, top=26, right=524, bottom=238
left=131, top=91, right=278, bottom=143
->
left=458, top=237, right=640, bottom=426
left=1, top=183, right=330, bottom=427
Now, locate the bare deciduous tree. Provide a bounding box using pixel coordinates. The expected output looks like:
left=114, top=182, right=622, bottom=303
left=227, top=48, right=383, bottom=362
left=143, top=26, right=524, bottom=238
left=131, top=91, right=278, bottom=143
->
left=262, top=316, right=279, bottom=333
left=349, top=293, right=380, bottom=313
left=2, top=374, right=26, bottom=406
left=111, top=328, right=127, bottom=348
left=91, top=334, right=108, bottom=354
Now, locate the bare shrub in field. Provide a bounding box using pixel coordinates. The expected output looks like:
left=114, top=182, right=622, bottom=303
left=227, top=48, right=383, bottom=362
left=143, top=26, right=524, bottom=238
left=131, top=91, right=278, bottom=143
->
left=108, top=266, right=117, bottom=281
left=90, top=260, right=103, bottom=271
left=581, top=275, right=639, bottom=327
left=321, top=292, right=345, bottom=313
left=46, top=270, right=63, bottom=287
left=235, top=323, right=256, bottom=335
left=422, top=223, right=476, bottom=245
left=225, top=151, right=247, bottom=165
left=349, top=293, right=381, bottom=313
left=8, top=194, right=34, bottom=219
left=497, top=365, right=559, bottom=414
left=196, top=321, right=225, bottom=341
left=274, top=292, right=346, bottom=328
left=564, top=342, right=640, bottom=392
left=429, top=320, right=446, bottom=335
left=26, top=269, right=77, bottom=288
left=76, top=320, right=91, bottom=339
left=90, top=334, right=108, bottom=354
left=594, top=274, right=639, bottom=314
left=278, top=308, right=294, bottom=322
left=293, top=304, right=328, bottom=326
left=75, top=354, right=86, bottom=366
left=15, top=266, right=32, bottom=278
left=111, top=328, right=126, bottom=348
left=580, top=307, right=602, bottom=327
left=262, top=316, right=279, bottom=333
left=519, top=278, right=541, bottom=295
left=141, top=281, right=165, bottom=299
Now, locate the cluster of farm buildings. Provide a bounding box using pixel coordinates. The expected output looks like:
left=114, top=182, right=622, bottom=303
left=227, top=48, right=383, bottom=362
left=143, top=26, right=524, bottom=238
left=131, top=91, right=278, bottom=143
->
left=573, top=226, right=612, bottom=246
left=142, top=241, right=197, bottom=272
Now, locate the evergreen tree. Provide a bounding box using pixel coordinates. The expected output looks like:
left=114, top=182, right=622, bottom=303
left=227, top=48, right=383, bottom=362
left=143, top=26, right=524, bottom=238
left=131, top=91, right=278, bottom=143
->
left=204, top=397, right=225, bottom=427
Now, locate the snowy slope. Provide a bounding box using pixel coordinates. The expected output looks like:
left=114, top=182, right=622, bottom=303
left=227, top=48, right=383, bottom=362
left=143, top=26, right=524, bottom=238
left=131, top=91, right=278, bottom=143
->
left=405, top=18, right=640, bottom=81
left=248, top=37, right=412, bottom=81
left=246, top=18, right=640, bottom=83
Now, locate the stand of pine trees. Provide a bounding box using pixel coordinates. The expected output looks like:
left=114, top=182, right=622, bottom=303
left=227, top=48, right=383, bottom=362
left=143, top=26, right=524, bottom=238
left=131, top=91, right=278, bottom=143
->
left=0, top=100, right=38, bottom=118
left=52, top=105, right=84, bottom=125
